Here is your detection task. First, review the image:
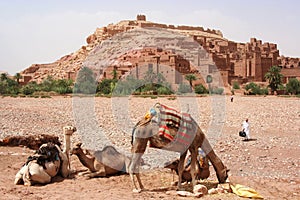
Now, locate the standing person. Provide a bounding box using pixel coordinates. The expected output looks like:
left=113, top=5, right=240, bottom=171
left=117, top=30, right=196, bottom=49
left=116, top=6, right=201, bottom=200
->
left=230, top=95, right=234, bottom=102
left=242, top=118, right=250, bottom=141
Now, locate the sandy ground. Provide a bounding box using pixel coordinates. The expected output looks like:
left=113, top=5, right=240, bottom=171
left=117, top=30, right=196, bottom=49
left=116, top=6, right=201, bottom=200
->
left=0, top=95, right=299, bottom=200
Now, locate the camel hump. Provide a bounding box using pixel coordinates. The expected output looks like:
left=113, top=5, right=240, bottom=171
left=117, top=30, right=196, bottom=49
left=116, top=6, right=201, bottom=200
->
left=102, top=145, right=119, bottom=155
left=94, top=146, right=126, bottom=169
left=94, top=146, right=122, bottom=160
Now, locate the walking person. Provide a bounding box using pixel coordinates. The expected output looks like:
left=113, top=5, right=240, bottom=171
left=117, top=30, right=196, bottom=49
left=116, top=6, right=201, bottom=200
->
left=242, top=118, right=250, bottom=141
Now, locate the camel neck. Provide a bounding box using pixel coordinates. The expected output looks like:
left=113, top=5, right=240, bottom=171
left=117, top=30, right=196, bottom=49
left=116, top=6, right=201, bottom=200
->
left=63, top=134, right=71, bottom=153
left=76, top=151, right=95, bottom=171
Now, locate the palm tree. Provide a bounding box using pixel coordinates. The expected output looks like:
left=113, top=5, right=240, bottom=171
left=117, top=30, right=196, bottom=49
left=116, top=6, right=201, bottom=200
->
left=185, top=74, right=197, bottom=91
left=14, top=73, right=22, bottom=85
left=0, top=73, right=8, bottom=81
left=264, top=66, right=283, bottom=94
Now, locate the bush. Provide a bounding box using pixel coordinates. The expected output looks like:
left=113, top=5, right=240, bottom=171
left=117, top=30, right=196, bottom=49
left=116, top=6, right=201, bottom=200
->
left=233, top=81, right=240, bottom=89
left=21, top=85, right=35, bottom=95
left=157, top=86, right=173, bottom=95
left=177, top=83, right=191, bottom=94
left=245, top=82, right=268, bottom=95
left=194, top=84, right=208, bottom=94
left=97, top=79, right=114, bottom=94
left=211, top=87, right=224, bottom=95
left=286, top=78, right=300, bottom=95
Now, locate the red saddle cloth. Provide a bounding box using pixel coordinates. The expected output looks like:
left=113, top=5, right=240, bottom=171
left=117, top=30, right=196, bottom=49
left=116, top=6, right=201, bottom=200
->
left=157, top=104, right=194, bottom=145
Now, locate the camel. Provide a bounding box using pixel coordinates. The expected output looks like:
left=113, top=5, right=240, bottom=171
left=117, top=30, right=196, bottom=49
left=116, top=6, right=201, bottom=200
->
left=14, top=126, right=76, bottom=185
left=71, top=143, right=131, bottom=178
left=129, top=103, right=229, bottom=192
left=164, top=152, right=210, bottom=183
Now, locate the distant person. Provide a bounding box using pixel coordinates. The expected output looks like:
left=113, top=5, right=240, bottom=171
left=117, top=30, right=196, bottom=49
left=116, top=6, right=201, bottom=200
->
left=230, top=95, right=234, bottom=102
left=242, top=118, right=250, bottom=141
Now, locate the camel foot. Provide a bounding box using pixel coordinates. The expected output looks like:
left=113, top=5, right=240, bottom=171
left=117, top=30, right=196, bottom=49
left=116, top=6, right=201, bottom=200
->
left=132, top=188, right=142, bottom=193
left=24, top=181, right=32, bottom=186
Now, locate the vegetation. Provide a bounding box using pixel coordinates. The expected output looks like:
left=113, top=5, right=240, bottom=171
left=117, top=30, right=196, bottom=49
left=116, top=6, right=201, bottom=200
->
left=194, top=84, right=208, bottom=94
left=245, top=82, right=268, bottom=95
left=1, top=65, right=297, bottom=98
left=286, top=78, right=300, bottom=95
left=0, top=72, right=73, bottom=96
left=232, top=81, right=240, bottom=89
left=211, top=87, right=224, bottom=95
left=177, top=83, right=192, bottom=94
left=185, top=74, right=197, bottom=91
left=264, top=66, right=283, bottom=94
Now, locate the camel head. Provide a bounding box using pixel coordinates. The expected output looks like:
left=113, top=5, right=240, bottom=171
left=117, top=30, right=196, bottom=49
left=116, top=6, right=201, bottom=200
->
left=70, top=142, right=83, bottom=155
left=63, top=126, right=77, bottom=136
left=217, top=167, right=230, bottom=183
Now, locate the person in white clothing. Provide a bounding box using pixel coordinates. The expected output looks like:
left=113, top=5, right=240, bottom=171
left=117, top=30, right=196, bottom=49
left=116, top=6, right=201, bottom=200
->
left=242, top=118, right=250, bottom=141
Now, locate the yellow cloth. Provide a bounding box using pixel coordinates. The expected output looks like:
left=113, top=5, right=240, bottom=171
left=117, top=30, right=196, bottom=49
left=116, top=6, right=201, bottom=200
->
left=230, top=184, right=263, bottom=199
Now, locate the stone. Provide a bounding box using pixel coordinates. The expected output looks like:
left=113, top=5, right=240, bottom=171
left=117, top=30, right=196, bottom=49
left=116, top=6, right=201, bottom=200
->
left=208, top=188, right=218, bottom=195
left=193, top=184, right=208, bottom=195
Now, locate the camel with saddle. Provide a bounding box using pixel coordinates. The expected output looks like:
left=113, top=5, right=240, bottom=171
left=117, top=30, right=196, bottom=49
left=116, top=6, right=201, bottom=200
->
left=129, top=103, right=229, bottom=193
left=14, top=126, right=76, bottom=186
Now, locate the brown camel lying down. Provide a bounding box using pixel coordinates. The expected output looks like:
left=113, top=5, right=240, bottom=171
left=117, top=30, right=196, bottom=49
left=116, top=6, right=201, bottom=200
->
left=164, top=153, right=210, bottom=183
left=71, top=143, right=131, bottom=178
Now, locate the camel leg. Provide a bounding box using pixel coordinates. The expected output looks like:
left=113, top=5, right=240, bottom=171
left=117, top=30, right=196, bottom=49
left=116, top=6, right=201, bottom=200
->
left=86, top=170, right=106, bottom=178
left=78, top=170, right=90, bottom=176
left=189, top=148, right=198, bottom=189
left=14, top=165, right=27, bottom=185
left=177, top=150, right=187, bottom=190
left=129, top=152, right=144, bottom=193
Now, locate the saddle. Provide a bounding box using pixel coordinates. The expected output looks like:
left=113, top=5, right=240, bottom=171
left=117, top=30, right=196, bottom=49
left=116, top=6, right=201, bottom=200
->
left=26, top=143, right=60, bottom=169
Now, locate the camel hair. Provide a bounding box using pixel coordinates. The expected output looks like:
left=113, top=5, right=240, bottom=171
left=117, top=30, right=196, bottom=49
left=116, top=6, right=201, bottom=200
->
left=14, top=126, right=76, bottom=186
left=129, top=115, right=229, bottom=193
left=71, top=142, right=131, bottom=178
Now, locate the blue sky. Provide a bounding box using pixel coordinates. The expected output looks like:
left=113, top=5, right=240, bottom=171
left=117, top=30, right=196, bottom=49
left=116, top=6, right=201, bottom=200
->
left=0, top=0, right=299, bottom=75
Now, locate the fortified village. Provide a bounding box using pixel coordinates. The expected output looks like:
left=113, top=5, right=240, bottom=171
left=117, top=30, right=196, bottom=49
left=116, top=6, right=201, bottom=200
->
left=20, top=15, right=300, bottom=90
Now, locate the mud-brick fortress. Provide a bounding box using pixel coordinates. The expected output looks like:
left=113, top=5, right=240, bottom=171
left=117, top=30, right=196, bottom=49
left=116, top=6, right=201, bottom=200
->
left=21, top=15, right=300, bottom=88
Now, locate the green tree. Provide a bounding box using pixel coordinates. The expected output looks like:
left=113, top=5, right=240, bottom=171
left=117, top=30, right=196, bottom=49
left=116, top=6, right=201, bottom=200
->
left=112, top=69, right=118, bottom=80
left=97, top=79, right=114, bottom=94
left=14, top=73, right=22, bottom=85
left=194, top=84, right=208, bottom=94
left=264, top=66, right=283, bottom=94
left=286, top=78, right=300, bottom=95
left=40, top=76, right=55, bottom=92
left=232, top=81, right=240, bottom=89
left=185, top=74, right=197, bottom=91
left=144, top=69, right=166, bottom=93
left=1, top=73, right=8, bottom=81
left=245, top=82, right=268, bottom=95
left=0, top=75, right=19, bottom=95
left=53, top=79, right=73, bottom=94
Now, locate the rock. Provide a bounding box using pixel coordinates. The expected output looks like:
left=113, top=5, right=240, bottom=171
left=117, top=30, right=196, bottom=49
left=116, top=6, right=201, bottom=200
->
left=177, top=191, right=203, bottom=198
left=218, top=183, right=232, bottom=193
left=208, top=188, right=218, bottom=195
left=193, top=184, right=208, bottom=195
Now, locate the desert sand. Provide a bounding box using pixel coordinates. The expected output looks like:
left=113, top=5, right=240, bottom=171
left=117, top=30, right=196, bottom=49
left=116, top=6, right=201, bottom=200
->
left=0, top=95, right=299, bottom=199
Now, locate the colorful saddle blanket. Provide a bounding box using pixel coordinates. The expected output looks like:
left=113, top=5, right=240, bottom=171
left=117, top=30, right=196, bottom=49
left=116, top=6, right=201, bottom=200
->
left=153, top=103, right=195, bottom=145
